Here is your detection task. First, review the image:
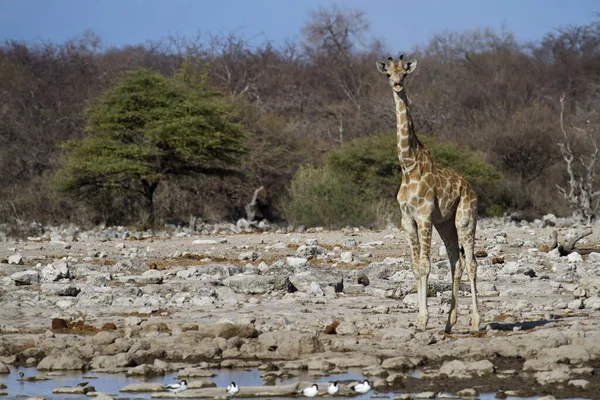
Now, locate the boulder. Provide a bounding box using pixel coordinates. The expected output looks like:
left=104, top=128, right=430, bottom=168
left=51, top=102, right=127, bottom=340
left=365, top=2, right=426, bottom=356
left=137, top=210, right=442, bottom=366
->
left=10, top=270, right=40, bottom=284
left=381, top=356, right=417, bottom=371
left=120, top=382, right=165, bottom=392
left=222, top=275, right=274, bottom=294
left=90, top=353, right=135, bottom=369
left=257, top=331, right=323, bottom=359
left=8, top=254, right=23, bottom=265
left=126, top=364, right=164, bottom=376
left=534, top=364, right=570, bottom=385
left=211, top=322, right=257, bottom=339
left=37, top=355, right=86, bottom=370
left=41, top=260, right=71, bottom=282
left=439, top=359, right=495, bottom=379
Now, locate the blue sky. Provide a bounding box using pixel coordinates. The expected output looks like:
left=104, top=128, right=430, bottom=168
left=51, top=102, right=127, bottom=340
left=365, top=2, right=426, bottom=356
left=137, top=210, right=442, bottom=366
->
left=0, top=0, right=597, bottom=51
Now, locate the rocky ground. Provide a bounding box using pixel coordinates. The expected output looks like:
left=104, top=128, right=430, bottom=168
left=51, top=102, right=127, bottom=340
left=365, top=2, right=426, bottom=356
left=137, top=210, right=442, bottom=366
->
left=1, top=216, right=600, bottom=398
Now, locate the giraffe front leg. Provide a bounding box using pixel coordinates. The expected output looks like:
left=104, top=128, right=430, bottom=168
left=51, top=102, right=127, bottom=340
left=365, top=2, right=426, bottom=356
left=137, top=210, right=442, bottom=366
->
left=401, top=215, right=423, bottom=327
left=415, top=218, right=433, bottom=331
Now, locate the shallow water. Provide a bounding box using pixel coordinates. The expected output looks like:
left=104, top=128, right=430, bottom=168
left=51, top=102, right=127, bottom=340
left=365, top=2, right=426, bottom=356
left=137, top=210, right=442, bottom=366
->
left=0, top=366, right=589, bottom=400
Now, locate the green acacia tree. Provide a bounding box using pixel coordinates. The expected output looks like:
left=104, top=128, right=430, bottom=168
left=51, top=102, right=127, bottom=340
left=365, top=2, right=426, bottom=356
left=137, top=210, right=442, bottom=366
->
left=54, top=68, right=245, bottom=226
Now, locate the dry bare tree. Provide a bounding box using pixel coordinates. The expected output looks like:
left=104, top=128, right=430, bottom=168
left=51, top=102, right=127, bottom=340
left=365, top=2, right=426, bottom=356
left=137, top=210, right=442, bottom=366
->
left=556, top=94, right=600, bottom=224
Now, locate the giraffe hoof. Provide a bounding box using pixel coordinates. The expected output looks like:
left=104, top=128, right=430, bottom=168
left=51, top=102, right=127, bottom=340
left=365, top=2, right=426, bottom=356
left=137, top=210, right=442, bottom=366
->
left=470, top=314, right=481, bottom=331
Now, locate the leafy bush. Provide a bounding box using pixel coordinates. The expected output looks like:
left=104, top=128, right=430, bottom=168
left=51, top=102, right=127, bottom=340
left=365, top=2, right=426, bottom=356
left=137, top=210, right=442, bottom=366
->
left=285, top=165, right=369, bottom=228
left=286, top=134, right=504, bottom=228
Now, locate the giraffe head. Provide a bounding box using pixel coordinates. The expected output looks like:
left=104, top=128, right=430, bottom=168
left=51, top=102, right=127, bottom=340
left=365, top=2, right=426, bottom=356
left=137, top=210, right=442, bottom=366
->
left=376, top=55, right=417, bottom=93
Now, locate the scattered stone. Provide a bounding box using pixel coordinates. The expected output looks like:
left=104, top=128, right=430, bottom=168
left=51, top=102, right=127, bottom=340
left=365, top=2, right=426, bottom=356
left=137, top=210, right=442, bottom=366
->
left=342, top=239, right=357, bottom=248
left=192, top=239, right=217, bottom=245
left=456, top=388, right=478, bottom=397
left=340, top=251, right=353, bottom=263
left=356, top=272, right=369, bottom=286
left=568, top=379, right=589, bottom=389
left=439, top=359, right=495, bottom=378
left=8, top=254, right=23, bottom=265
left=567, top=252, right=583, bottom=263
left=307, top=282, right=324, bottom=296
left=10, top=270, right=39, bottom=284
left=102, top=322, right=117, bottom=330
left=52, top=387, right=87, bottom=394
left=51, top=318, right=69, bottom=330
left=324, top=321, right=340, bottom=335
left=57, top=285, right=80, bottom=297
left=120, top=382, right=165, bottom=392
left=126, top=364, right=165, bottom=376
left=286, top=257, right=308, bottom=268
left=414, top=392, right=437, bottom=399
left=239, top=251, right=258, bottom=261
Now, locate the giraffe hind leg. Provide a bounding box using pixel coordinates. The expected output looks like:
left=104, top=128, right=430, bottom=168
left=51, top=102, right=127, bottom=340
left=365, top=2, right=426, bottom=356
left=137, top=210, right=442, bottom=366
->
left=456, top=201, right=480, bottom=331
left=435, top=218, right=461, bottom=333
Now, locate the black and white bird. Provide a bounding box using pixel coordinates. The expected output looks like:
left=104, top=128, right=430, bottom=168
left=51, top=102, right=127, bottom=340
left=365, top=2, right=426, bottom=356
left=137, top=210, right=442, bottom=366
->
left=226, top=381, right=239, bottom=396
left=164, top=380, right=188, bottom=394
left=327, top=381, right=339, bottom=395
left=351, top=380, right=371, bottom=394
left=302, top=383, right=319, bottom=397
left=77, top=382, right=89, bottom=387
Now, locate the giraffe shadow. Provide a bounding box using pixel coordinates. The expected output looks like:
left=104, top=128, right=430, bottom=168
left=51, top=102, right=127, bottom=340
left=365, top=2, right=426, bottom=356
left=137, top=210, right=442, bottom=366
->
left=485, top=317, right=563, bottom=332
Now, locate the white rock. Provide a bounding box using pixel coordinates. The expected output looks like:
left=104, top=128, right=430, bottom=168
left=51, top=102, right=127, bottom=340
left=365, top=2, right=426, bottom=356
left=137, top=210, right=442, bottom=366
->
left=547, top=248, right=561, bottom=259
left=363, top=241, right=384, bottom=247
left=10, top=270, right=40, bottom=284
left=307, top=282, right=324, bottom=296
left=41, top=263, right=70, bottom=282
left=438, top=246, right=447, bottom=257
left=286, top=257, right=308, bottom=268
left=238, top=251, right=257, bottom=261
left=587, top=252, right=600, bottom=262
left=583, top=296, right=600, bottom=309
left=567, top=252, right=583, bottom=263
left=8, top=254, right=23, bottom=265
left=568, top=379, right=590, bottom=389
left=124, top=317, right=142, bottom=326
left=568, top=299, right=584, bottom=310
left=193, top=239, right=217, bottom=245
left=340, top=251, right=353, bottom=263
left=176, top=268, right=197, bottom=279
left=257, top=262, right=269, bottom=273
left=573, top=287, right=587, bottom=298
left=56, top=299, right=75, bottom=309
left=403, top=293, right=419, bottom=307
left=501, top=261, right=525, bottom=275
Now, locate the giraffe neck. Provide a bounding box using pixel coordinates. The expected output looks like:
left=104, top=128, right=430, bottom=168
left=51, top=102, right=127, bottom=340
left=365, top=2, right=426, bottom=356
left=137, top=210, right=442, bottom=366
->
left=393, top=90, right=422, bottom=172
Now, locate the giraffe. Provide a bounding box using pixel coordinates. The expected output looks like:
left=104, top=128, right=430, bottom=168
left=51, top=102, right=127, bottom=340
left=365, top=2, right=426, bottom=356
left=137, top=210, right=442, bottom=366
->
left=376, top=55, right=480, bottom=333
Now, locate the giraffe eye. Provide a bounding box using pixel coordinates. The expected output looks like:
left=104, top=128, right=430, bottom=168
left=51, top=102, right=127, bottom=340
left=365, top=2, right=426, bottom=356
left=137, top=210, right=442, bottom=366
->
left=386, top=73, right=391, bottom=78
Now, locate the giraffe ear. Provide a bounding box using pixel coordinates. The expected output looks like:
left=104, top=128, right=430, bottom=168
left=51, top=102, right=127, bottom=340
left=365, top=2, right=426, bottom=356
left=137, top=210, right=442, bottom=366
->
left=404, top=59, right=418, bottom=74
left=376, top=61, right=388, bottom=74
